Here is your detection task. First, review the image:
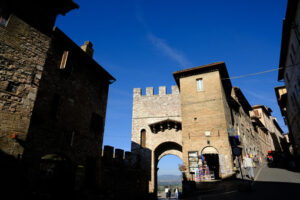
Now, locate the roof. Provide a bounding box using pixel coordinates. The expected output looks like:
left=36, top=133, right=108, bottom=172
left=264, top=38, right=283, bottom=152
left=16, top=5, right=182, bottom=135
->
left=232, top=87, right=252, bottom=114
left=53, top=27, right=115, bottom=83
left=278, top=0, right=299, bottom=80
left=252, top=105, right=272, bottom=115
left=272, top=118, right=284, bottom=134
left=173, top=62, right=232, bottom=94
left=274, top=85, right=287, bottom=100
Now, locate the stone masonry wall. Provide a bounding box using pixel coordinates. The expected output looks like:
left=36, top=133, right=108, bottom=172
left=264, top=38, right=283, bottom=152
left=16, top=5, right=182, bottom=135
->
left=230, top=90, right=262, bottom=161
left=131, top=85, right=182, bottom=193
left=93, top=146, right=149, bottom=200
left=0, top=14, right=50, bottom=157
left=23, top=28, right=110, bottom=166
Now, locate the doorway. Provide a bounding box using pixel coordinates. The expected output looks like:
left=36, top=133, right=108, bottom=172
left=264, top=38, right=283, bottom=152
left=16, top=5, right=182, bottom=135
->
left=202, top=153, right=219, bottom=179
left=201, top=146, right=220, bottom=179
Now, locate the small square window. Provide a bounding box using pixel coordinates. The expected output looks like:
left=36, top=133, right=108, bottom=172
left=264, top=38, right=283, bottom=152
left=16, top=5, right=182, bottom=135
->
left=196, top=78, right=203, bottom=91
left=6, top=82, right=19, bottom=94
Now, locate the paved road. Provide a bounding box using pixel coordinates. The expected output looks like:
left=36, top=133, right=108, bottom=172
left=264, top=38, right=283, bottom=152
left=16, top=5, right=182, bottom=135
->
left=183, top=165, right=300, bottom=200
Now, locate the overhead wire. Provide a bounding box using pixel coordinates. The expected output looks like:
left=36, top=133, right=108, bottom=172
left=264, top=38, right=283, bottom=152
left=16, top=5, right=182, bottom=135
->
left=221, top=62, right=300, bottom=80
left=106, top=63, right=297, bottom=138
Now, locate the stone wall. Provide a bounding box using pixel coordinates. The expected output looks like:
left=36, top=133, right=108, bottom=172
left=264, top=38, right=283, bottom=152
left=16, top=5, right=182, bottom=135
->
left=279, top=0, right=300, bottom=157
left=23, top=27, right=111, bottom=166
left=230, top=88, right=262, bottom=161
left=251, top=106, right=284, bottom=153
left=91, top=146, right=149, bottom=200
left=131, top=86, right=182, bottom=193
left=0, top=14, right=51, bottom=157
left=0, top=13, right=114, bottom=197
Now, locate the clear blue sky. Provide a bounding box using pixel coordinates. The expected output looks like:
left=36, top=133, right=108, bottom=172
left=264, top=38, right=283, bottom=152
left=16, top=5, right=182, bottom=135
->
left=56, top=0, right=288, bottom=175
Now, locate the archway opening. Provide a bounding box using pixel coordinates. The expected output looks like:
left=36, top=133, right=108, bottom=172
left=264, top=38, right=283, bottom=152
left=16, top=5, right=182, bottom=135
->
left=157, top=155, right=182, bottom=199
left=154, top=142, right=182, bottom=198
left=201, top=146, right=220, bottom=180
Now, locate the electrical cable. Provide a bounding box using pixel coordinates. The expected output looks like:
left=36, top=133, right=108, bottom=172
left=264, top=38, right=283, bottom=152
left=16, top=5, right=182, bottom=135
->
left=221, top=62, right=300, bottom=80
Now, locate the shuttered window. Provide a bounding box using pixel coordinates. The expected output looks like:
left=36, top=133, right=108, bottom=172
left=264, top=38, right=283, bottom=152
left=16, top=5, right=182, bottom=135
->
left=196, top=78, right=203, bottom=91
left=60, top=51, right=69, bottom=69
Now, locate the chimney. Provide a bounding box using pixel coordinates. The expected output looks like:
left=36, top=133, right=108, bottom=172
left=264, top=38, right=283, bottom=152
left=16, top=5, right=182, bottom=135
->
left=81, top=41, right=94, bottom=57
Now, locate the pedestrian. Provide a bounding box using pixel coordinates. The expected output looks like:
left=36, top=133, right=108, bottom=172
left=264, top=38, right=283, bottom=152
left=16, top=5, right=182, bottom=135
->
left=243, top=154, right=255, bottom=180
left=165, top=186, right=169, bottom=199
left=174, top=187, right=179, bottom=200
left=253, top=155, right=259, bottom=168
left=168, top=186, right=171, bottom=199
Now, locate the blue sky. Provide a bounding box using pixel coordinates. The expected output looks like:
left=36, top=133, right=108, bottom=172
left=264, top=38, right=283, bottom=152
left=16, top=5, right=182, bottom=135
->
left=56, top=0, right=288, bottom=175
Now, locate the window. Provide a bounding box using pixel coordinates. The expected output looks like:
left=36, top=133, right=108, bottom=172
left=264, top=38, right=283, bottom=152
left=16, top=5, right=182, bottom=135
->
left=6, top=82, right=19, bottom=94
left=140, top=129, right=146, bottom=148
left=254, top=110, right=260, bottom=117
left=196, top=78, right=203, bottom=91
left=60, top=51, right=69, bottom=69
left=59, top=51, right=73, bottom=78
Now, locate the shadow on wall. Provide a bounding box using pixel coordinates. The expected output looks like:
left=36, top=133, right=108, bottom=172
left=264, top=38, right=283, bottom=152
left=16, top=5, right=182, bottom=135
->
left=270, top=133, right=282, bottom=152
left=131, top=141, right=153, bottom=180
left=96, top=145, right=151, bottom=200
left=0, top=149, right=27, bottom=200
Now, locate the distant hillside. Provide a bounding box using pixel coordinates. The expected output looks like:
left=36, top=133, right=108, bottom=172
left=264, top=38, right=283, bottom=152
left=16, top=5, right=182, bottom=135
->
left=158, top=174, right=181, bottom=185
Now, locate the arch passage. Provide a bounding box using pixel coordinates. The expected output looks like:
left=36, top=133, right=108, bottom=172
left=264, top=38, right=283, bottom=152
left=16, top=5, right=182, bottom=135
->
left=153, top=142, right=182, bottom=194
left=154, top=142, right=182, bottom=161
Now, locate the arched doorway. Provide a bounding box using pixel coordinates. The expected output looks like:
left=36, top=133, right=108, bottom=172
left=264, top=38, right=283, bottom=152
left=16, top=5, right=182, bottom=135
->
left=201, top=146, right=220, bottom=179
left=153, top=142, right=182, bottom=195
left=157, top=155, right=182, bottom=199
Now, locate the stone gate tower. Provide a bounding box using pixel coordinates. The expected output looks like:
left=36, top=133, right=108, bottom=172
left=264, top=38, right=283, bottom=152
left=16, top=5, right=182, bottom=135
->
left=131, top=86, right=182, bottom=193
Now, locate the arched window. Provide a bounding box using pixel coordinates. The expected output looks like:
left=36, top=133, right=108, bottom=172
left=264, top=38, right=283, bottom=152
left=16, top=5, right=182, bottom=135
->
left=140, top=129, right=146, bottom=148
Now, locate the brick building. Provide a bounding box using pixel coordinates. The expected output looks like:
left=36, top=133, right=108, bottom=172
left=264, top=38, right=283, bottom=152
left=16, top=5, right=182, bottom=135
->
left=132, top=62, right=264, bottom=194
left=277, top=0, right=300, bottom=161
left=0, top=0, right=115, bottom=197
left=250, top=105, right=285, bottom=158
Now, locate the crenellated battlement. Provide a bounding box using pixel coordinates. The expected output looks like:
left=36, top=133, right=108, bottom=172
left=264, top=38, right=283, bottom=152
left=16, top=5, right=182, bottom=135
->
left=133, top=85, right=179, bottom=97
left=101, top=145, right=141, bottom=167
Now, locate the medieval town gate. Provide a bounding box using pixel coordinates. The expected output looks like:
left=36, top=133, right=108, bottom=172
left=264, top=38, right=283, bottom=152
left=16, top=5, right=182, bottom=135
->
left=131, top=86, right=183, bottom=193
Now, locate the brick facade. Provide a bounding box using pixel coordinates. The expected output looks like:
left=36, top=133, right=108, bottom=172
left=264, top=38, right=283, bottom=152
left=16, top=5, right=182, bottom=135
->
left=132, top=62, right=268, bottom=194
